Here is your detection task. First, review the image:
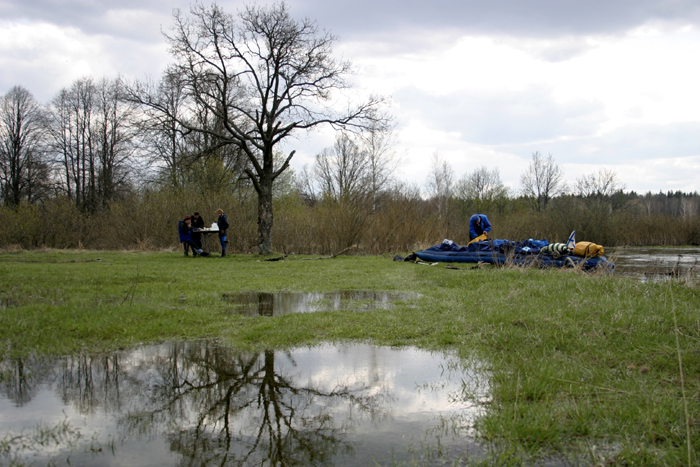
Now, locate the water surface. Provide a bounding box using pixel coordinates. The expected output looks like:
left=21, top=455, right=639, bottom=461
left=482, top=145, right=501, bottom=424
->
left=610, top=246, right=700, bottom=279
left=221, top=290, right=421, bottom=316
left=0, top=341, right=488, bottom=466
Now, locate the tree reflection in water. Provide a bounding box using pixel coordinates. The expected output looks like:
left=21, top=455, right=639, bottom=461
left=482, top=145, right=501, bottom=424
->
left=221, top=290, right=422, bottom=316
left=1, top=341, right=391, bottom=466
left=127, top=343, right=382, bottom=466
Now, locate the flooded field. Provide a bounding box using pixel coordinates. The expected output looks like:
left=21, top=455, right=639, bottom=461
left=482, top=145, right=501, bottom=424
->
left=221, top=290, right=421, bottom=316
left=610, top=246, right=700, bottom=279
left=0, top=341, right=489, bottom=466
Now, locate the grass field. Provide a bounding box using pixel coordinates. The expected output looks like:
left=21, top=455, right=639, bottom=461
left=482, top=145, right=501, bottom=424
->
left=1, top=249, right=698, bottom=466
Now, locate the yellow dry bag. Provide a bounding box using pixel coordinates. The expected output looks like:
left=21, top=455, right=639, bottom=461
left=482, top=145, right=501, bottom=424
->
left=468, top=234, right=488, bottom=245
left=573, top=241, right=604, bottom=257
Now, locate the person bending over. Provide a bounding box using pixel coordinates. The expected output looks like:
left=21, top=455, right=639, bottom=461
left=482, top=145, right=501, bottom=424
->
left=191, top=211, right=205, bottom=250
left=469, top=214, right=492, bottom=241
left=178, top=216, right=210, bottom=257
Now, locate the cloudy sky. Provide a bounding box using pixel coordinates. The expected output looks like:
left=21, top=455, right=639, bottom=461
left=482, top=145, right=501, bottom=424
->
left=2, top=0, right=700, bottom=194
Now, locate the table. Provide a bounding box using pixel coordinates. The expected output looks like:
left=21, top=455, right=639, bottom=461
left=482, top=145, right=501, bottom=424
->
left=193, top=228, right=219, bottom=253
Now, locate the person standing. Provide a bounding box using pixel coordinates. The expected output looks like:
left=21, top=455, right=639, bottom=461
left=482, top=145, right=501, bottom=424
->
left=469, top=214, right=492, bottom=241
left=191, top=211, right=205, bottom=252
left=216, top=208, right=230, bottom=257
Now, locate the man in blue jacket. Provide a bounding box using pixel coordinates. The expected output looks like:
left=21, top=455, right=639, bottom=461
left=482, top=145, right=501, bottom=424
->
left=215, top=208, right=229, bottom=257
left=469, top=214, right=492, bottom=241
left=178, top=216, right=210, bottom=257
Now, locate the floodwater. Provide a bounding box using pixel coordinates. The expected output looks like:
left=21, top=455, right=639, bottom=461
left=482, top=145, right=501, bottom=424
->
left=0, top=341, right=489, bottom=466
left=222, top=290, right=422, bottom=316
left=610, top=246, right=700, bottom=279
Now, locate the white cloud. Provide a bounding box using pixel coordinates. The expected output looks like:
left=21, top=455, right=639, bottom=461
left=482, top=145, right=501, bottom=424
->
left=0, top=22, right=101, bottom=98
left=336, top=22, right=700, bottom=192
left=565, top=156, right=700, bottom=193
left=0, top=19, right=169, bottom=102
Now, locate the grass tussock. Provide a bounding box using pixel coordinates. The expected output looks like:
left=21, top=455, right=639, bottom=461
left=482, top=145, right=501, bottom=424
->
left=0, top=250, right=698, bottom=465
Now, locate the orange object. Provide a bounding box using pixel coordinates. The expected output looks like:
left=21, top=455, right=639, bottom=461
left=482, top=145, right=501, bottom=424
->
left=573, top=241, right=604, bottom=257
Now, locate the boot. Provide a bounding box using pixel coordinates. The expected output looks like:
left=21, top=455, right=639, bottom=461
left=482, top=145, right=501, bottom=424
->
left=219, top=249, right=226, bottom=258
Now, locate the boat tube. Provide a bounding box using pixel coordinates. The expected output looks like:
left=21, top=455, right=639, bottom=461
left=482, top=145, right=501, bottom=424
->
left=415, top=239, right=614, bottom=271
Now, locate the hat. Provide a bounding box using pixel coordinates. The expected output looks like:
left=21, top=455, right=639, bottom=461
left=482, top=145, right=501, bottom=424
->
left=184, top=216, right=191, bottom=220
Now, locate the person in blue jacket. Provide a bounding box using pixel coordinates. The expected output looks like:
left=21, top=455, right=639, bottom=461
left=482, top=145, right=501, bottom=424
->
left=469, top=214, right=492, bottom=241
left=215, top=208, right=230, bottom=257
left=178, top=216, right=209, bottom=257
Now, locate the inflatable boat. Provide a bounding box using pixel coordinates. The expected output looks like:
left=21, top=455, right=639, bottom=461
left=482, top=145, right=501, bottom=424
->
left=415, top=239, right=614, bottom=271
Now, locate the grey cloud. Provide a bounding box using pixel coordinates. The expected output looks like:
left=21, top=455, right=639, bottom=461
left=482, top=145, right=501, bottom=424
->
left=289, top=0, right=700, bottom=41
left=394, top=86, right=605, bottom=145
left=3, top=0, right=700, bottom=45
left=0, top=0, right=181, bottom=42
left=501, top=122, right=700, bottom=165
left=494, top=36, right=599, bottom=63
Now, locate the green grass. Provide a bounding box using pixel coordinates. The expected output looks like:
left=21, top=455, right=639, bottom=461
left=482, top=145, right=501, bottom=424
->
left=1, top=249, right=698, bottom=466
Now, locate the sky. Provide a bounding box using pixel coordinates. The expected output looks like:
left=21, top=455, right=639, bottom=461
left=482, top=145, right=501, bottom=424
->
left=1, top=0, right=700, bottom=194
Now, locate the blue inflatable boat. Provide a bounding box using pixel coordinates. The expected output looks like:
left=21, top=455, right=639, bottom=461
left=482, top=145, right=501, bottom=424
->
left=415, top=239, right=614, bottom=271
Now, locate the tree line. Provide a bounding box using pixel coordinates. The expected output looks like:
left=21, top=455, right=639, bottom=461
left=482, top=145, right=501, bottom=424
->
left=1, top=2, right=698, bottom=253
left=1, top=133, right=698, bottom=253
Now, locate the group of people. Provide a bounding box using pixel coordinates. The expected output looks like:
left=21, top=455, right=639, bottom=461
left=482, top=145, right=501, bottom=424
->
left=178, top=209, right=230, bottom=258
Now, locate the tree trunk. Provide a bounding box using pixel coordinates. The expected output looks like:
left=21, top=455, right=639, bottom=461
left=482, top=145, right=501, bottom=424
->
left=257, top=182, right=274, bottom=255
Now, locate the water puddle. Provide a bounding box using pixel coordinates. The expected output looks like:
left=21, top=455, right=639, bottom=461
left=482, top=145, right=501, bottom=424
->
left=0, top=341, right=489, bottom=466
left=610, top=247, right=700, bottom=281
left=221, top=290, right=422, bottom=316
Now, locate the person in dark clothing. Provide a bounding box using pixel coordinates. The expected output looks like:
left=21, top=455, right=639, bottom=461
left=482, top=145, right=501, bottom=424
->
left=215, top=208, right=230, bottom=257
left=178, top=216, right=210, bottom=257
left=191, top=212, right=205, bottom=252
left=469, top=214, right=492, bottom=241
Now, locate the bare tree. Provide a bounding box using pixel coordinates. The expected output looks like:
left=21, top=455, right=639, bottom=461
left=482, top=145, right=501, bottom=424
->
left=575, top=167, right=626, bottom=213
left=47, top=77, right=137, bottom=211
left=314, top=132, right=368, bottom=202
left=680, top=195, right=699, bottom=220
left=307, top=122, right=399, bottom=204
left=575, top=168, right=625, bottom=198
left=455, top=165, right=509, bottom=213
left=520, top=151, right=565, bottom=212
left=295, top=163, right=318, bottom=205
left=137, top=72, right=191, bottom=188
left=0, top=86, right=50, bottom=206
left=425, top=152, right=454, bottom=220
left=126, top=2, right=384, bottom=254
left=360, top=119, right=400, bottom=211
left=94, top=78, right=138, bottom=207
